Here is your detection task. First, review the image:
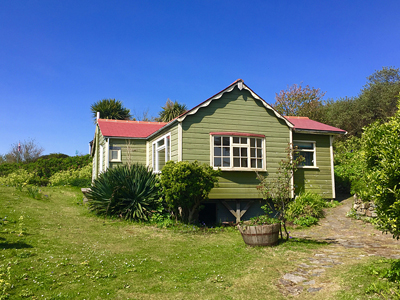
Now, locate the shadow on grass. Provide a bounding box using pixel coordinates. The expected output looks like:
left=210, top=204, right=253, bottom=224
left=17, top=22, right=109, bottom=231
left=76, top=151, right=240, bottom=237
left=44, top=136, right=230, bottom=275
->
left=0, top=241, right=33, bottom=249
left=279, top=237, right=332, bottom=246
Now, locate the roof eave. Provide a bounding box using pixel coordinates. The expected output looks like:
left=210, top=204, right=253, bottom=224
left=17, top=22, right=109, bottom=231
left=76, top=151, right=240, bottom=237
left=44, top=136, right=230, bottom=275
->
left=293, top=129, right=347, bottom=135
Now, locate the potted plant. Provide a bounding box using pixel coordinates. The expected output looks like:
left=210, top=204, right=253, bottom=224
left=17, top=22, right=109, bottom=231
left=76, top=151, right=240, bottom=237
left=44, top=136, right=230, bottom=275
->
left=238, top=215, right=281, bottom=246
left=238, top=145, right=304, bottom=246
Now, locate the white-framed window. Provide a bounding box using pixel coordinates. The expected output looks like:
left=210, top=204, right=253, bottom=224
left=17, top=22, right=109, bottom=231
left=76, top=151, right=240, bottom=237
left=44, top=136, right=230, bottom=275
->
left=293, top=140, right=316, bottom=167
left=109, top=147, right=121, bottom=162
left=152, top=133, right=171, bottom=172
left=99, top=145, right=104, bottom=173
left=211, top=134, right=265, bottom=170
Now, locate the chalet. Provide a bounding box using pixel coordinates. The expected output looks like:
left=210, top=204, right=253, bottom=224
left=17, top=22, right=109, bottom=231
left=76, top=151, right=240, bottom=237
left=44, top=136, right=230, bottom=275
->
left=91, top=79, right=346, bottom=223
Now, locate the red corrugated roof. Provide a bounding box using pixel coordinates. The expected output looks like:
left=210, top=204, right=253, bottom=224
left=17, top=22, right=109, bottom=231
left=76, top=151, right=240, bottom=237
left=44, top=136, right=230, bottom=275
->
left=98, top=119, right=168, bottom=138
left=285, top=116, right=346, bottom=134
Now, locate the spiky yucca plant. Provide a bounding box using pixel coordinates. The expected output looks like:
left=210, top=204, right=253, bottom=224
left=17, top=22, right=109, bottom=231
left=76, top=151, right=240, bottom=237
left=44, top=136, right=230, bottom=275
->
left=86, top=164, right=161, bottom=221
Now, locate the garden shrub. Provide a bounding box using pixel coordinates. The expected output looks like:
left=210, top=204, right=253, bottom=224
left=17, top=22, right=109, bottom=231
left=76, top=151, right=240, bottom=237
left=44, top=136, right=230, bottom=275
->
left=160, top=161, right=221, bottom=224
left=49, top=163, right=92, bottom=187
left=360, top=99, right=400, bottom=239
left=86, top=164, right=161, bottom=221
left=0, top=154, right=91, bottom=186
left=0, top=169, right=35, bottom=190
left=333, top=136, right=366, bottom=194
left=286, top=191, right=327, bottom=227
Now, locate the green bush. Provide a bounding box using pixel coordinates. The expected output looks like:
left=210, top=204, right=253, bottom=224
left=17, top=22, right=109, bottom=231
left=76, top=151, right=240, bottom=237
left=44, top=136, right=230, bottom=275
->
left=160, top=161, right=221, bottom=224
left=49, top=163, right=92, bottom=187
left=360, top=99, right=400, bottom=239
left=0, top=169, right=35, bottom=190
left=333, top=136, right=366, bottom=194
left=86, top=164, right=161, bottom=221
left=0, top=154, right=91, bottom=186
left=286, top=191, right=327, bottom=227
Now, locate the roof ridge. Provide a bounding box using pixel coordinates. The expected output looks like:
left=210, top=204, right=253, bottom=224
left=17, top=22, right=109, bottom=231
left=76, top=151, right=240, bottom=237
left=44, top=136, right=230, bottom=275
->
left=98, top=119, right=167, bottom=125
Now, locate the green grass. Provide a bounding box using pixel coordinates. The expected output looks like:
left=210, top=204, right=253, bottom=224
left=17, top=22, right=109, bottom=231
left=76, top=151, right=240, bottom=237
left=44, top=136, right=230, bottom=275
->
left=0, top=186, right=397, bottom=299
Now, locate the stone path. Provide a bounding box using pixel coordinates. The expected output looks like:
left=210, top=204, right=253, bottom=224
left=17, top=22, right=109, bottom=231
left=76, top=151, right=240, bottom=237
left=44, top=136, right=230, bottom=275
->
left=277, top=196, right=400, bottom=296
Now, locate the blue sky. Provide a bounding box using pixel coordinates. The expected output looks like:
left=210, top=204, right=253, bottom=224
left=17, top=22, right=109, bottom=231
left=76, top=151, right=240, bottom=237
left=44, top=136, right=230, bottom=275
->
left=1, top=0, right=399, bottom=156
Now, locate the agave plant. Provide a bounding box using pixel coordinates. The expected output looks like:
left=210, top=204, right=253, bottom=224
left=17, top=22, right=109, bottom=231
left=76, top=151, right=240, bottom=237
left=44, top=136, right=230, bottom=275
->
left=86, top=164, right=161, bottom=221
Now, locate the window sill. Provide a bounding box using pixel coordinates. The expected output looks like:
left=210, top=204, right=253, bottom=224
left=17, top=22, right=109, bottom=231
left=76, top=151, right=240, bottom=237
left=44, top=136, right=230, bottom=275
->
left=297, top=166, right=319, bottom=170
left=109, top=160, right=122, bottom=163
left=213, top=167, right=266, bottom=172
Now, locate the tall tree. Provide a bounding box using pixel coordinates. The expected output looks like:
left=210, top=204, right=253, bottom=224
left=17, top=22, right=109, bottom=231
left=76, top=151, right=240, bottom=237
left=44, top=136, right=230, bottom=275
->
left=323, top=67, right=400, bottom=137
left=273, top=83, right=326, bottom=121
left=156, top=99, right=187, bottom=122
left=90, top=99, right=132, bottom=124
left=5, top=138, right=44, bottom=163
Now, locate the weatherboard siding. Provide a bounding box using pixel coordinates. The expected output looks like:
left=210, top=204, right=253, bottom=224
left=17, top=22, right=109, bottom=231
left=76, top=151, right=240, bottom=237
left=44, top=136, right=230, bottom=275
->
left=181, top=87, right=291, bottom=199
left=293, top=133, right=333, bottom=198
left=108, top=138, right=147, bottom=168
left=148, top=122, right=179, bottom=169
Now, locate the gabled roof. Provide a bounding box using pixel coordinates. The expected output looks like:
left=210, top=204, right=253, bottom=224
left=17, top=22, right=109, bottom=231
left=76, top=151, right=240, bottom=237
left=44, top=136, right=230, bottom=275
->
left=176, top=79, right=292, bottom=127
left=285, top=116, right=347, bottom=135
left=97, top=119, right=167, bottom=138
left=147, top=79, right=293, bottom=139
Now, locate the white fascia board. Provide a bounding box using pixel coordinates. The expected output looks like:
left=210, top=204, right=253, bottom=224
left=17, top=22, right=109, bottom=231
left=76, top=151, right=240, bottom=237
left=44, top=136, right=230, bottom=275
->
left=177, top=81, right=294, bottom=128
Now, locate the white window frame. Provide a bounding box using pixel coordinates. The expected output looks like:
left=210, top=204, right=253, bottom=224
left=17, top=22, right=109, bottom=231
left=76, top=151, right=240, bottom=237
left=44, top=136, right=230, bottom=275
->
left=99, top=145, right=104, bottom=173
left=293, top=140, right=317, bottom=168
left=109, top=149, right=122, bottom=162
left=152, top=133, right=171, bottom=173
left=210, top=135, right=266, bottom=171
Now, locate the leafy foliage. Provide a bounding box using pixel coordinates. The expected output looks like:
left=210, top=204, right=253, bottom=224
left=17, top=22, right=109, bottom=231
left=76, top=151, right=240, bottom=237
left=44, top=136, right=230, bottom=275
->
left=91, top=98, right=132, bottom=124
left=86, top=164, right=161, bottom=221
left=257, top=146, right=304, bottom=239
left=323, top=67, right=400, bottom=138
left=160, top=161, right=221, bottom=224
left=156, top=99, right=187, bottom=122
left=359, top=98, right=400, bottom=239
left=49, top=163, right=92, bottom=187
left=286, top=191, right=327, bottom=227
left=273, top=83, right=326, bottom=121
left=247, top=214, right=280, bottom=226
left=0, top=154, right=91, bottom=186
left=333, top=136, right=366, bottom=194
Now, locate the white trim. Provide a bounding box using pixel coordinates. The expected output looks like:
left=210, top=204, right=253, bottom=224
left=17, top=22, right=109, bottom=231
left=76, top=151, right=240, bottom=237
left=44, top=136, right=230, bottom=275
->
left=146, top=141, right=149, bottom=167
left=177, top=81, right=293, bottom=128
left=152, top=132, right=171, bottom=172
left=330, top=135, right=336, bottom=199
left=293, top=140, right=317, bottom=168
left=99, top=145, right=104, bottom=174
left=109, top=149, right=122, bottom=162
left=210, top=135, right=266, bottom=171
left=178, top=122, right=182, bottom=161
left=105, top=138, right=110, bottom=170
left=290, top=128, right=294, bottom=198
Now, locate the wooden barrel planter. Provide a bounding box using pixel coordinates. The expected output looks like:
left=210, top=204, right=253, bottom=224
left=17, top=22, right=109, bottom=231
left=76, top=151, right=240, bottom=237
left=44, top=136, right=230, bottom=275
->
left=238, top=223, right=280, bottom=246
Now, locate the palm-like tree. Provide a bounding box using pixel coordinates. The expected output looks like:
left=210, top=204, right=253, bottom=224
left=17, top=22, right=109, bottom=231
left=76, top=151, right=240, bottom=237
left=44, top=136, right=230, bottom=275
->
left=156, top=99, right=187, bottom=122
left=91, top=99, right=132, bottom=123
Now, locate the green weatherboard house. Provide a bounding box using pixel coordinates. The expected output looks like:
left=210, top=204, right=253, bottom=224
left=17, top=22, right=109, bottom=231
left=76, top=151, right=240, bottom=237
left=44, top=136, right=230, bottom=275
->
left=91, top=79, right=346, bottom=224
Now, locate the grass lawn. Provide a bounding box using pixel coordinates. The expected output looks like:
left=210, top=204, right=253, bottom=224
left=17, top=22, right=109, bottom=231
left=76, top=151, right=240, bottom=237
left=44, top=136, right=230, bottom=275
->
left=0, top=186, right=395, bottom=299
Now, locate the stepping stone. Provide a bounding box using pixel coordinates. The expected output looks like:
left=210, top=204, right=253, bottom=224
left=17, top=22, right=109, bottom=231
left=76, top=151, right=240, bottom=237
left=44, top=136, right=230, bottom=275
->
left=283, top=273, right=307, bottom=284
left=299, top=263, right=312, bottom=268
left=312, top=268, right=325, bottom=273
left=286, top=286, right=303, bottom=296
left=303, top=280, right=315, bottom=285
left=308, top=287, right=323, bottom=293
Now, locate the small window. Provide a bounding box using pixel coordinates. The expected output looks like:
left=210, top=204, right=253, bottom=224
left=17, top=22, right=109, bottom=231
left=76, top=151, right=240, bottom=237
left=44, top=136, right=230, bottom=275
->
left=109, top=149, right=121, bottom=162
left=152, top=133, right=171, bottom=172
left=293, top=141, right=316, bottom=167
